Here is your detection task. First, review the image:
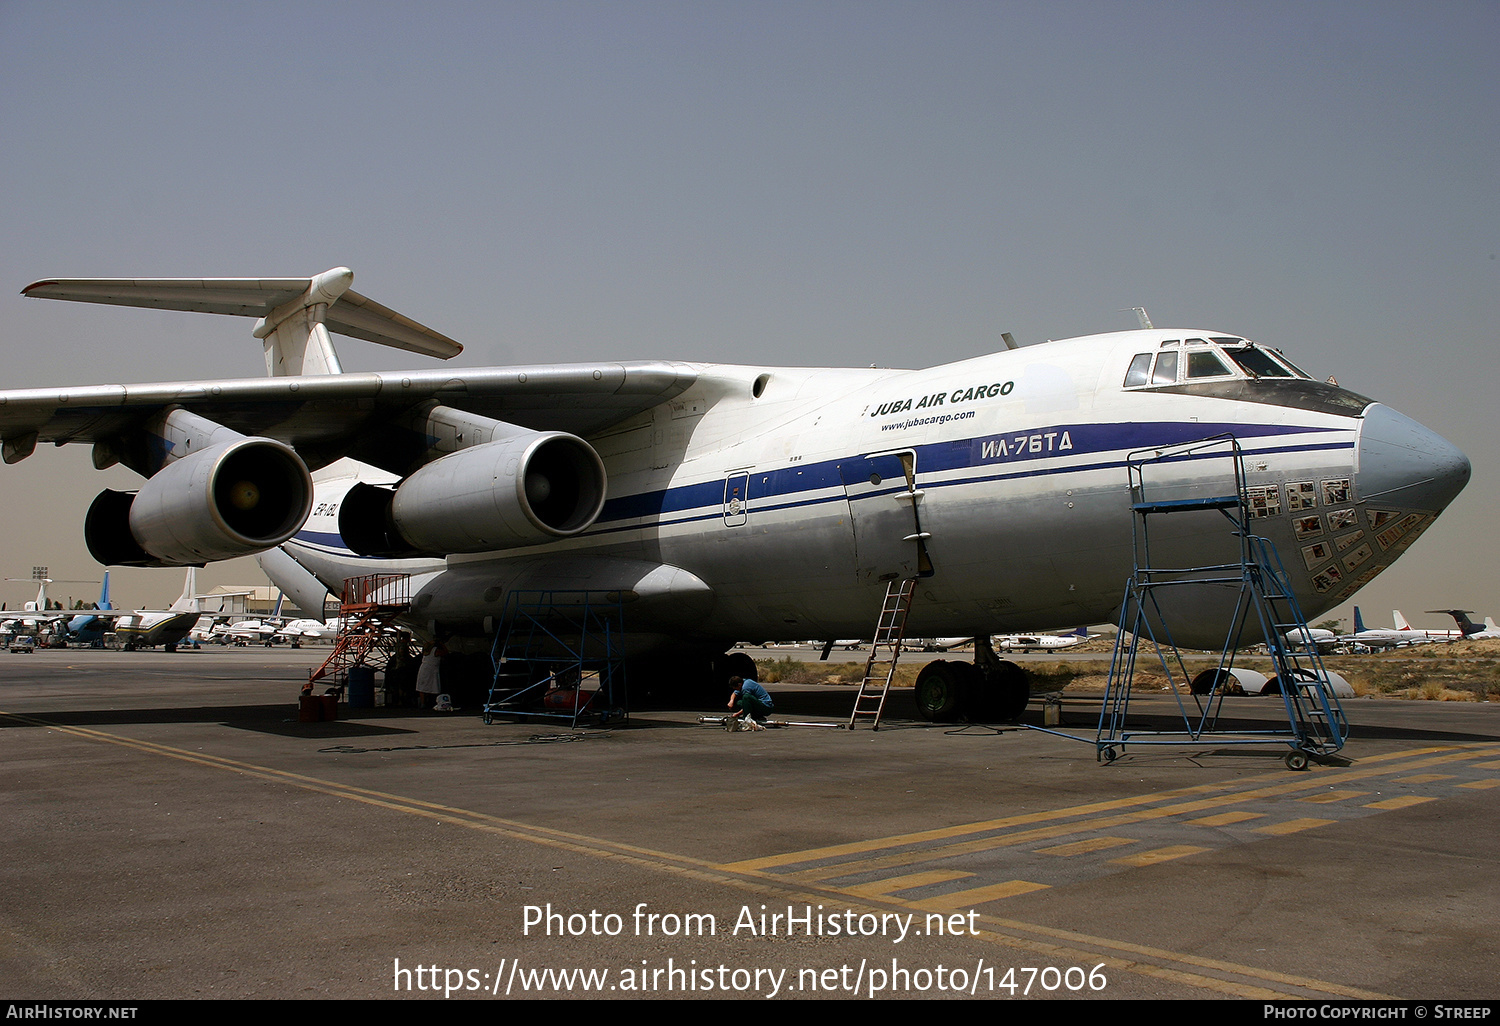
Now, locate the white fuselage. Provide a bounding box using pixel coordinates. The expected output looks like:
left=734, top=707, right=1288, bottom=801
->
left=274, top=330, right=1461, bottom=653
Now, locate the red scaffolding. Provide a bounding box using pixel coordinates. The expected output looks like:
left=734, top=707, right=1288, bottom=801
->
left=305, top=574, right=413, bottom=695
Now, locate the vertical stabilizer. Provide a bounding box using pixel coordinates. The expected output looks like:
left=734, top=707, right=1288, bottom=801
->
left=1393, top=610, right=1412, bottom=630
left=170, top=568, right=199, bottom=613
left=252, top=268, right=350, bottom=376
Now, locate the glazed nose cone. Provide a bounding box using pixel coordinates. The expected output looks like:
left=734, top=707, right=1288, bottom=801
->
left=1356, top=403, right=1470, bottom=512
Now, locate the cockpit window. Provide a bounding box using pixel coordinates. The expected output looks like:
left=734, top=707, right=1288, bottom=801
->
left=1225, top=346, right=1295, bottom=378
left=1125, top=337, right=1315, bottom=391
left=1124, top=353, right=1152, bottom=387
left=1186, top=349, right=1233, bottom=378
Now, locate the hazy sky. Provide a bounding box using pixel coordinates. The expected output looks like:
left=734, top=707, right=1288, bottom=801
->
left=1, top=1, right=1495, bottom=628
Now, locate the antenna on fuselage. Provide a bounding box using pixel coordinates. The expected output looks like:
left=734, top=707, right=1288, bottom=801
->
left=1001, top=332, right=1020, bottom=350
left=1130, top=307, right=1154, bottom=329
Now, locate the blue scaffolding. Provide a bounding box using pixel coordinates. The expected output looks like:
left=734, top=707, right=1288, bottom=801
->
left=483, top=590, right=628, bottom=728
left=1035, top=435, right=1348, bottom=770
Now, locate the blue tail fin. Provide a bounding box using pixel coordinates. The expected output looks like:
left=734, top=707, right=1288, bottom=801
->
left=1353, top=606, right=1367, bottom=633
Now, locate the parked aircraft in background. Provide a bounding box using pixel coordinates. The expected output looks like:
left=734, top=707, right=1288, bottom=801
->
left=1, top=569, right=102, bottom=645
left=1276, top=624, right=1340, bottom=654
left=1429, top=610, right=1500, bottom=641
left=1, top=571, right=75, bottom=639
left=1339, top=607, right=1438, bottom=651
left=3, top=267, right=1470, bottom=719
left=208, top=594, right=288, bottom=646
left=274, top=618, right=339, bottom=645
left=907, top=637, right=973, bottom=652
left=1389, top=610, right=1466, bottom=643
left=64, top=570, right=114, bottom=645
left=111, top=568, right=214, bottom=652
left=996, top=627, right=1090, bottom=653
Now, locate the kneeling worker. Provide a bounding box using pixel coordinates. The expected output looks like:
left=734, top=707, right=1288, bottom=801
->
left=727, top=676, right=773, bottom=729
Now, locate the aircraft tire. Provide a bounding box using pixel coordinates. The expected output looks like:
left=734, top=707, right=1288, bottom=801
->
left=915, top=660, right=973, bottom=721
left=972, top=658, right=1030, bottom=721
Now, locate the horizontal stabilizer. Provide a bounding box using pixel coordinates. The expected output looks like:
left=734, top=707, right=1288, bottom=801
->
left=22, top=270, right=462, bottom=361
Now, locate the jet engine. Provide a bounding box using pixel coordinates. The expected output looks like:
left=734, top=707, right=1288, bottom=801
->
left=85, top=437, right=314, bottom=567
left=347, top=430, right=607, bottom=556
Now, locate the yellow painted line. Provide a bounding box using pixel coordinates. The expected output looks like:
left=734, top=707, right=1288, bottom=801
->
left=1471, top=760, right=1500, bottom=770
left=720, top=782, right=1233, bottom=872
left=1456, top=779, right=1500, bottom=790
left=911, top=880, right=1050, bottom=909
left=1107, top=845, right=1210, bottom=867
left=784, top=770, right=1413, bottom=883
left=1393, top=773, right=1455, bottom=784
left=1364, top=796, right=1439, bottom=810
left=0, top=708, right=1408, bottom=1001
left=725, top=745, right=1496, bottom=875
left=1298, top=789, right=1369, bottom=804
left=842, top=870, right=972, bottom=898
left=1036, top=836, right=1138, bottom=856
left=1253, top=818, right=1335, bottom=836
left=1189, top=811, right=1265, bottom=826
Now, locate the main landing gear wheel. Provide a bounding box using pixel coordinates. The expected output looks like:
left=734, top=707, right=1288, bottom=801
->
left=973, top=659, right=1030, bottom=722
left=914, top=660, right=975, bottom=721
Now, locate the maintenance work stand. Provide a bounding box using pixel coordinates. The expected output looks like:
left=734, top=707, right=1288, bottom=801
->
left=1034, top=435, right=1348, bottom=770
left=484, top=589, right=628, bottom=728
left=308, top=573, right=414, bottom=698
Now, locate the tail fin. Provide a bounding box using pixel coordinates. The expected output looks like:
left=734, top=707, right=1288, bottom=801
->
left=1354, top=606, right=1367, bottom=633
left=1393, top=610, right=1412, bottom=630
left=22, top=267, right=461, bottom=377
left=169, top=568, right=199, bottom=613
left=1430, top=609, right=1482, bottom=635
left=97, top=570, right=111, bottom=611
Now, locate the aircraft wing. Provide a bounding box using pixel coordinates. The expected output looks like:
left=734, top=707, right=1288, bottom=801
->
left=0, top=361, right=699, bottom=471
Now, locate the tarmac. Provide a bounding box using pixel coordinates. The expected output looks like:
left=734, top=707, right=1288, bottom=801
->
left=2, top=647, right=1497, bottom=1001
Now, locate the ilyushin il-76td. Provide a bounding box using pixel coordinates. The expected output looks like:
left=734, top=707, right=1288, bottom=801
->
left=0, top=268, right=1470, bottom=719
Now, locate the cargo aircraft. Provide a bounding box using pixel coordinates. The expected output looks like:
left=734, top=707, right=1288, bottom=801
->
left=996, top=627, right=1090, bottom=653
left=1, top=268, right=1470, bottom=718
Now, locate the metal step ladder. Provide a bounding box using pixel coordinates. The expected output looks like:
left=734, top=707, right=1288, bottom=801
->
left=847, top=577, right=917, bottom=730
left=1244, top=535, right=1348, bottom=763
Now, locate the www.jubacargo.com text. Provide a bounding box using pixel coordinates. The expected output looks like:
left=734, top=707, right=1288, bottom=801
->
left=393, top=957, right=1108, bottom=998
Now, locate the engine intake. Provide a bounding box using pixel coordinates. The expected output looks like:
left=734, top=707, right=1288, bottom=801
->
left=386, top=431, right=607, bottom=554
left=85, top=438, right=313, bottom=567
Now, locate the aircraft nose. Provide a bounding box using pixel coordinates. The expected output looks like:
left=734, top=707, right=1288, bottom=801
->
left=1356, top=403, right=1470, bottom=512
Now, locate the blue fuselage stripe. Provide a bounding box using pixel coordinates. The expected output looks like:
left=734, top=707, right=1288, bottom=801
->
left=296, top=420, right=1351, bottom=554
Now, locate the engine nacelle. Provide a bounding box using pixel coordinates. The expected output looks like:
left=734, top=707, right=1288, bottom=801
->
left=85, top=438, right=313, bottom=567
left=388, top=431, right=607, bottom=554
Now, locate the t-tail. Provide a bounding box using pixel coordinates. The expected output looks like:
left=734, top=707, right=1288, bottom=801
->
left=1431, top=609, right=1485, bottom=636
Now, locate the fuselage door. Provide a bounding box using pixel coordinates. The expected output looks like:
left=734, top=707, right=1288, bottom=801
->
left=723, top=471, right=749, bottom=527
left=838, top=449, right=932, bottom=582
